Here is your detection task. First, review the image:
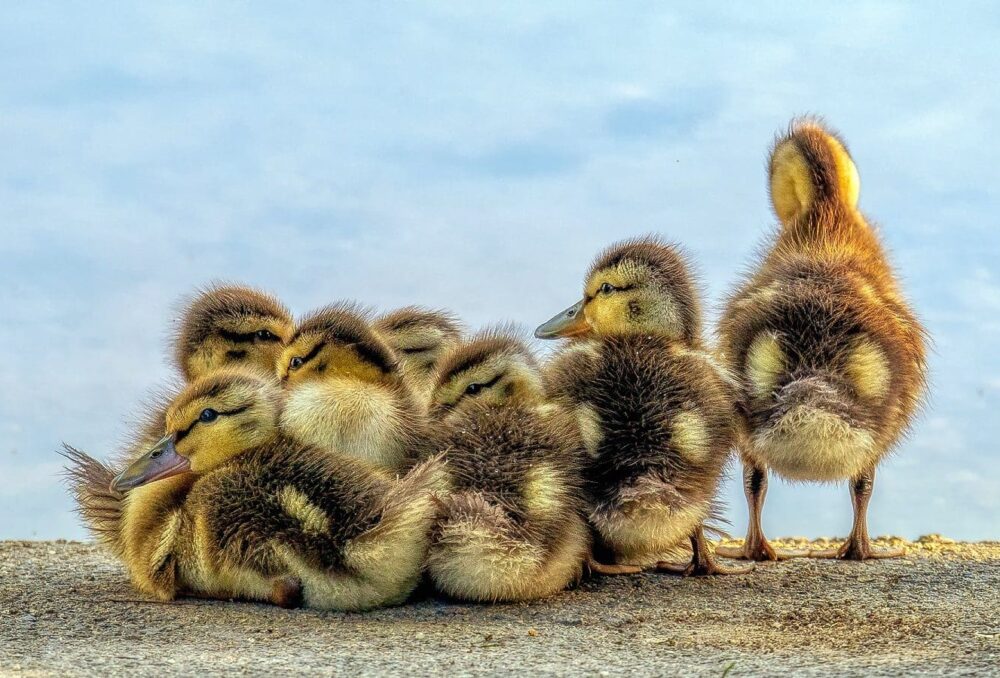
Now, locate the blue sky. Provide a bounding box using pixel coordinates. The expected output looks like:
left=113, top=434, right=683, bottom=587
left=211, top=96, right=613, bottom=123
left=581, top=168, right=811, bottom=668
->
left=1, top=2, right=997, bottom=540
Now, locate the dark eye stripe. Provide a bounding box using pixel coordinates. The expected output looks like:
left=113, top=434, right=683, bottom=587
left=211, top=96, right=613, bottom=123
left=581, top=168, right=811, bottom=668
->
left=398, top=345, right=434, bottom=355
left=219, top=328, right=281, bottom=344
left=297, top=341, right=326, bottom=367
left=218, top=329, right=257, bottom=343
left=176, top=403, right=252, bottom=440
left=463, top=372, right=503, bottom=396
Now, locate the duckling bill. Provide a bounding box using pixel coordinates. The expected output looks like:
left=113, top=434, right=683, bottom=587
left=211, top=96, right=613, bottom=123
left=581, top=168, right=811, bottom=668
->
left=63, top=284, right=294, bottom=559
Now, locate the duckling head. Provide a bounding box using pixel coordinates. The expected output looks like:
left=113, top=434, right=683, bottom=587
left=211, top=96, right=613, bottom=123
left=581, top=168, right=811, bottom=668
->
left=279, top=303, right=401, bottom=388
left=374, top=306, right=463, bottom=379
left=534, top=237, right=700, bottom=343
left=429, top=327, right=543, bottom=418
left=175, top=284, right=293, bottom=381
left=111, top=367, right=281, bottom=491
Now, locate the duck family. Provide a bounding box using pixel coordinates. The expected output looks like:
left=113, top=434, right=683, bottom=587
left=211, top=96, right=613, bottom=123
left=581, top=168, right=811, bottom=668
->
left=63, top=118, right=927, bottom=610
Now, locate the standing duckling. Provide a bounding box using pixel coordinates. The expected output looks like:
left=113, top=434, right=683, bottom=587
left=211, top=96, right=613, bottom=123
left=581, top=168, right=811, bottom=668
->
left=374, top=306, right=463, bottom=406
left=278, top=303, right=431, bottom=471
left=536, top=238, right=749, bottom=576
left=715, top=119, right=927, bottom=561
left=425, top=329, right=590, bottom=601
left=63, top=284, right=294, bottom=558
left=69, top=368, right=443, bottom=610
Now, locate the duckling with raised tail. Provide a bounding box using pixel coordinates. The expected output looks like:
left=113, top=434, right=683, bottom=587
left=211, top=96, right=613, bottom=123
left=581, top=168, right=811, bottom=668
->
left=278, top=304, right=431, bottom=471
left=425, top=329, right=590, bottom=601
left=536, top=237, right=750, bottom=576
left=67, top=368, right=443, bottom=610
left=715, top=119, right=927, bottom=562
left=63, top=284, right=294, bottom=558
left=374, top=306, right=463, bottom=405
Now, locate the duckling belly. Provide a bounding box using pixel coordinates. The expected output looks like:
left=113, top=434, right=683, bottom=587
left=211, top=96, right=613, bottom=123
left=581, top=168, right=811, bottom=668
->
left=590, top=482, right=711, bottom=567
left=427, top=492, right=589, bottom=602
left=750, top=406, right=880, bottom=482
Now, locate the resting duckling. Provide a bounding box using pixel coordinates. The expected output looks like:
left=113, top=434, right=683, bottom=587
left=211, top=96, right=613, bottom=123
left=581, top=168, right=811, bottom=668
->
left=536, top=237, right=749, bottom=576
left=425, top=329, right=590, bottom=601
left=278, top=303, right=431, bottom=471
left=715, top=119, right=927, bottom=561
left=374, top=306, right=463, bottom=405
left=173, top=283, right=293, bottom=381
left=63, top=284, right=294, bottom=556
left=67, top=368, right=442, bottom=610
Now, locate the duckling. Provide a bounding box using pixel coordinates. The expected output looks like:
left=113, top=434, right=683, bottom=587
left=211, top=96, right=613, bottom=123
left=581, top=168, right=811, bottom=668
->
left=536, top=237, right=750, bottom=576
left=173, top=283, right=293, bottom=381
left=374, top=306, right=463, bottom=405
left=715, top=118, right=927, bottom=561
left=65, top=367, right=443, bottom=610
left=63, top=284, right=294, bottom=556
left=278, top=303, right=431, bottom=471
left=425, top=329, right=590, bottom=601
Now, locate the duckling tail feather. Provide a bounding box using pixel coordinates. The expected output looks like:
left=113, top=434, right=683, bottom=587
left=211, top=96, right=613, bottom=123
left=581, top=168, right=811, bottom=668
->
left=59, top=444, right=125, bottom=557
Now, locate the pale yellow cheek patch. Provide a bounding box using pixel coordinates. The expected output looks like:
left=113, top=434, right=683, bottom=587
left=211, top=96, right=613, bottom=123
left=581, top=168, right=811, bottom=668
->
left=846, top=339, right=891, bottom=400
left=770, top=141, right=816, bottom=224
left=585, top=296, right=629, bottom=334
left=278, top=486, right=330, bottom=534
left=671, top=411, right=709, bottom=464
left=747, top=333, right=786, bottom=397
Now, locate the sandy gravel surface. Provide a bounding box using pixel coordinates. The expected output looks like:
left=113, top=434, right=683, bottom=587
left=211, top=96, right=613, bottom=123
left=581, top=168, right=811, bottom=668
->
left=1, top=537, right=997, bottom=677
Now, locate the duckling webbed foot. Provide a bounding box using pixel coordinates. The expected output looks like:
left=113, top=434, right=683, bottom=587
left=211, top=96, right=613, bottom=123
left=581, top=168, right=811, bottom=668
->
left=714, top=463, right=807, bottom=561
left=808, top=470, right=906, bottom=561
left=808, top=538, right=906, bottom=561
left=714, top=538, right=807, bottom=562
left=586, top=557, right=643, bottom=576
left=657, top=527, right=755, bottom=576
left=270, top=575, right=304, bottom=609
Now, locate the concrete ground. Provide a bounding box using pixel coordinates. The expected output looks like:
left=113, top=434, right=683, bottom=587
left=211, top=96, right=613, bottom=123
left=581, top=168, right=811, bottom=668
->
left=1, top=536, right=997, bottom=677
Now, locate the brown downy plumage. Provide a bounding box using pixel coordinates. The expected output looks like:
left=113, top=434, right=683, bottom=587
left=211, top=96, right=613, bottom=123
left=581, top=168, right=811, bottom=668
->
left=425, top=328, right=590, bottom=601
left=173, top=283, right=293, bottom=381
left=66, top=368, right=443, bottom=610
left=374, top=306, right=463, bottom=406
left=63, top=284, right=294, bottom=558
left=716, top=118, right=927, bottom=562
left=536, top=237, right=749, bottom=576
left=278, top=303, right=433, bottom=471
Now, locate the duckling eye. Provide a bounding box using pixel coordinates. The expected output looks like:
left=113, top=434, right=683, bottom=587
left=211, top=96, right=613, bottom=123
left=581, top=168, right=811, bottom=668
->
left=255, top=329, right=276, bottom=341
left=599, top=282, right=616, bottom=295
left=465, top=383, right=483, bottom=396
left=199, top=408, right=219, bottom=423
left=289, top=357, right=304, bottom=370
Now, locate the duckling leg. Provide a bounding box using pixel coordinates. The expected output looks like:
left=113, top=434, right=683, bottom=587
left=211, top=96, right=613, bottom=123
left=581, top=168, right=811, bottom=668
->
left=808, top=470, right=906, bottom=560
left=656, top=526, right=755, bottom=576
left=714, top=463, right=808, bottom=561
